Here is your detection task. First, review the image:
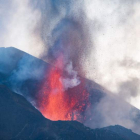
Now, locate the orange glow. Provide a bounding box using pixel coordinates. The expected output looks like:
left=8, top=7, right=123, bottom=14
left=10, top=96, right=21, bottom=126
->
left=38, top=56, right=90, bottom=121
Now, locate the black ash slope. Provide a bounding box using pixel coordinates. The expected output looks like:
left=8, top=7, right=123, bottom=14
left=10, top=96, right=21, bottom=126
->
left=0, top=85, right=140, bottom=140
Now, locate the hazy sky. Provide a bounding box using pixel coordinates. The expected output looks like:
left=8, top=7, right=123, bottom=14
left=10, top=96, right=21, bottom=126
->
left=1, top=0, right=140, bottom=109
left=85, top=0, right=140, bottom=109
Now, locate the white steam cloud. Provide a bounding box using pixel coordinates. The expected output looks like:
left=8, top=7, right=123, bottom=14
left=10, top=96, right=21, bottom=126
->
left=61, top=61, right=80, bottom=90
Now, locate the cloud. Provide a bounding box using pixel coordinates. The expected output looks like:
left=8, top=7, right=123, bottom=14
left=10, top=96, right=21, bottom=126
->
left=84, top=0, right=140, bottom=109
left=119, top=57, right=140, bottom=69
left=0, top=0, right=44, bottom=57
left=118, top=78, right=140, bottom=100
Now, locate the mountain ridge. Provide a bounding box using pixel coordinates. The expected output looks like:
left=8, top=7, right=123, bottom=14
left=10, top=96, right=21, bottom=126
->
left=0, top=84, right=140, bottom=140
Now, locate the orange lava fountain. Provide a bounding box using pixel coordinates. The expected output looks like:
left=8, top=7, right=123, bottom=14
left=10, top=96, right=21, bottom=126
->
left=38, top=55, right=90, bottom=121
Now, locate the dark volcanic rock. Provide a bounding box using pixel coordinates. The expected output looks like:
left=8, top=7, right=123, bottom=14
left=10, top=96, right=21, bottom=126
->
left=102, top=125, right=140, bottom=140
left=0, top=84, right=51, bottom=140
left=0, top=84, right=140, bottom=140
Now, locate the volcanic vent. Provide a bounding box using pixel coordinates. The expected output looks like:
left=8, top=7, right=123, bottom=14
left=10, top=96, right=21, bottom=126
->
left=36, top=11, right=91, bottom=121
left=38, top=55, right=90, bottom=122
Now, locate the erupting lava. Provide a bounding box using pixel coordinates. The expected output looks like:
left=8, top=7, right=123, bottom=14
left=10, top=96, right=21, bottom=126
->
left=38, top=55, right=90, bottom=121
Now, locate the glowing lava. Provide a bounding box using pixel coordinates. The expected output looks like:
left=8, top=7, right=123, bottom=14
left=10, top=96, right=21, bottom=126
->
left=38, top=56, right=90, bottom=121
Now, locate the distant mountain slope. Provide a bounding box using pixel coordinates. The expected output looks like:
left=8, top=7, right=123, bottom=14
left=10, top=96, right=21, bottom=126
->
left=0, top=47, right=24, bottom=74
left=0, top=84, right=140, bottom=140
left=0, top=47, right=140, bottom=135
left=102, top=125, right=140, bottom=140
